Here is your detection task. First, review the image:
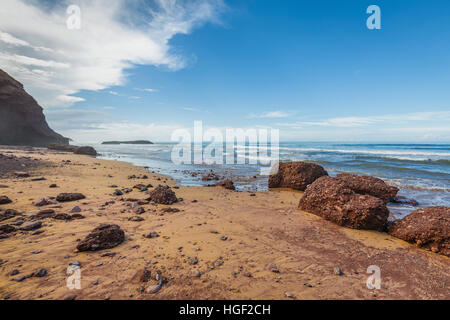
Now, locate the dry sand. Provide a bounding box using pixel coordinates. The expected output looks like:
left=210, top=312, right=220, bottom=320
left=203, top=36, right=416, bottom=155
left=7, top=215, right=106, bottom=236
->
left=0, top=147, right=449, bottom=300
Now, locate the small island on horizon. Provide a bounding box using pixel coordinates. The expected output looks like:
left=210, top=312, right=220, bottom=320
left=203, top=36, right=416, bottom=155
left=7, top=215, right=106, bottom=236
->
left=101, top=140, right=154, bottom=145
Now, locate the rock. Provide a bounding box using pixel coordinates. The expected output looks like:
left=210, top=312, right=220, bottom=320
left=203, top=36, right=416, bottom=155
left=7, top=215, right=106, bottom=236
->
left=202, top=171, right=221, bottom=181
left=70, top=206, right=82, bottom=213
left=285, top=292, right=295, bottom=299
left=217, top=179, right=236, bottom=191
left=19, top=221, right=42, bottom=231
left=10, top=269, right=19, bottom=276
left=63, top=294, right=77, bottom=300
left=74, top=146, right=97, bottom=156
left=49, top=184, right=58, bottom=188
left=220, top=236, right=228, bottom=241
left=0, top=233, right=9, bottom=239
left=56, top=193, right=86, bottom=202
left=100, top=252, right=116, bottom=257
left=0, top=69, right=69, bottom=147
left=388, top=206, right=449, bottom=257
left=160, top=208, right=180, bottom=213
left=189, top=257, right=199, bottom=265
left=145, top=231, right=159, bottom=239
left=77, top=224, right=125, bottom=251
left=33, top=268, right=47, bottom=277
left=335, top=173, right=398, bottom=203
left=145, top=280, right=162, bottom=294
left=189, top=270, right=201, bottom=278
left=268, top=161, right=328, bottom=191
left=14, top=172, right=30, bottom=178
left=0, top=196, right=12, bottom=205
left=113, top=189, right=123, bottom=196
left=128, top=216, right=144, bottom=222
left=146, top=186, right=178, bottom=205
left=133, top=206, right=145, bottom=214
left=71, top=214, right=85, bottom=220
left=53, top=213, right=73, bottom=221
left=31, top=177, right=46, bottom=181
left=391, top=196, right=420, bottom=207
left=298, top=176, right=389, bottom=231
left=267, top=263, right=280, bottom=273
left=34, top=198, right=50, bottom=207
left=140, top=269, right=152, bottom=282
left=36, top=209, right=55, bottom=219
left=0, top=209, right=20, bottom=222
left=0, top=224, right=15, bottom=234
left=12, top=275, right=28, bottom=282
left=69, top=261, right=81, bottom=268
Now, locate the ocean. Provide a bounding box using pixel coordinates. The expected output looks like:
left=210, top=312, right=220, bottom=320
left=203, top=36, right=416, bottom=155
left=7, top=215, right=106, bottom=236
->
left=94, top=142, right=450, bottom=219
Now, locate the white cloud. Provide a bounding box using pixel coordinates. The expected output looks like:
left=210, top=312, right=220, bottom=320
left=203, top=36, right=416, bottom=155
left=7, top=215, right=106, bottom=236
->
left=290, top=111, right=450, bottom=128
left=259, top=111, right=290, bottom=118
left=0, top=0, right=224, bottom=107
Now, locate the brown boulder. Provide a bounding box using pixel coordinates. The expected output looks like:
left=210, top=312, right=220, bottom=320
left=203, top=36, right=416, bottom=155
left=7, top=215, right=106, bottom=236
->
left=147, top=186, right=178, bottom=205
left=269, top=162, right=328, bottom=191
left=77, top=224, right=125, bottom=251
left=0, top=224, right=15, bottom=234
left=335, top=173, right=398, bottom=203
left=19, top=221, right=42, bottom=231
left=53, top=213, right=73, bottom=221
left=36, top=209, right=56, bottom=219
left=217, top=179, right=236, bottom=191
left=298, top=176, right=389, bottom=231
left=74, top=146, right=97, bottom=156
left=0, top=209, right=20, bottom=222
left=0, top=196, right=12, bottom=205
left=388, top=206, right=449, bottom=257
left=56, top=193, right=85, bottom=202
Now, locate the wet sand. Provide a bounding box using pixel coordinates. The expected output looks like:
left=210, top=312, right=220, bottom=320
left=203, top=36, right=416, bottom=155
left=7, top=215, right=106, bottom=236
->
left=0, top=147, right=449, bottom=300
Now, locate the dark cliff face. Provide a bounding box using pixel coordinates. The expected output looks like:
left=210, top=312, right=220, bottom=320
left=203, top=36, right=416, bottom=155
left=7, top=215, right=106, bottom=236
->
left=0, top=69, right=69, bottom=147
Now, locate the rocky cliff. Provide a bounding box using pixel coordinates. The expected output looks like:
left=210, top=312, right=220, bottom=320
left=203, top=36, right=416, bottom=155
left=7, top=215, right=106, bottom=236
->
left=0, top=69, right=69, bottom=147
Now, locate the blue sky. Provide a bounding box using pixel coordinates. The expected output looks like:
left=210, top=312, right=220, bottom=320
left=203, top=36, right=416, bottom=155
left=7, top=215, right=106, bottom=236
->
left=1, top=0, right=450, bottom=142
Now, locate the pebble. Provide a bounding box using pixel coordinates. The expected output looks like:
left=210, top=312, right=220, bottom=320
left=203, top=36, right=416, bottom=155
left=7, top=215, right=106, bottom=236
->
left=334, top=267, right=344, bottom=276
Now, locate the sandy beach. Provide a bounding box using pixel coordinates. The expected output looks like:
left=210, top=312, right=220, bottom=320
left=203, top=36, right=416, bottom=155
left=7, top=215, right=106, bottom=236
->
left=0, top=147, right=449, bottom=300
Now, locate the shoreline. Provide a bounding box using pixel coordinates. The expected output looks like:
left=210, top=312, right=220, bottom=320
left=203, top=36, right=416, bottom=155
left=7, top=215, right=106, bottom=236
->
left=0, top=147, right=449, bottom=300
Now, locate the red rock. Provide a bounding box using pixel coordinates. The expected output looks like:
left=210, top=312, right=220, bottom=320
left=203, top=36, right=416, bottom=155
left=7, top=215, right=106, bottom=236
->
left=298, top=176, right=389, bottom=231
left=0, top=196, right=12, bottom=205
left=77, top=224, right=125, bottom=251
left=19, top=221, right=42, bottom=231
left=56, top=193, right=85, bottom=202
left=388, top=206, right=449, bottom=257
left=146, top=186, right=178, bottom=205
left=0, top=209, right=20, bottom=222
left=34, top=198, right=50, bottom=207
left=269, top=162, right=328, bottom=191
left=53, top=213, right=73, bottom=220
left=335, top=173, right=398, bottom=203
left=217, top=179, right=236, bottom=191
left=14, top=172, right=30, bottom=178
left=0, top=224, right=15, bottom=234
left=36, top=209, right=56, bottom=219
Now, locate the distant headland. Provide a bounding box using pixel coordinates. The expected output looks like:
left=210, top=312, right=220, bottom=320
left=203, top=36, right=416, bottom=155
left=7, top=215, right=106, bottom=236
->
left=101, top=140, right=154, bottom=145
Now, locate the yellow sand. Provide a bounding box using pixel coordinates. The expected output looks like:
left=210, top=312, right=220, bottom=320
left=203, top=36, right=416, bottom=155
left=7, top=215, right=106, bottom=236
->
left=0, top=148, right=448, bottom=300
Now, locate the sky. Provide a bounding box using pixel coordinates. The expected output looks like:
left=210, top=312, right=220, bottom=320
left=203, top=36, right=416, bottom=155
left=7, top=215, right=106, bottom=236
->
left=0, top=0, right=450, bottom=143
